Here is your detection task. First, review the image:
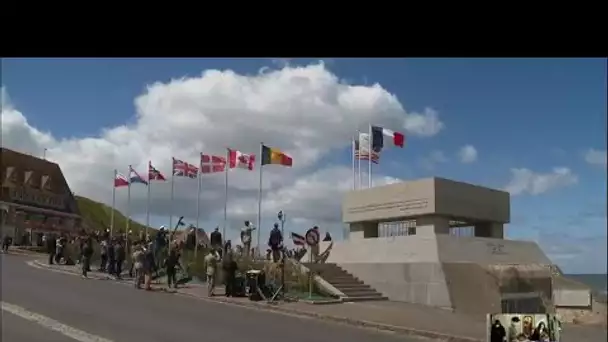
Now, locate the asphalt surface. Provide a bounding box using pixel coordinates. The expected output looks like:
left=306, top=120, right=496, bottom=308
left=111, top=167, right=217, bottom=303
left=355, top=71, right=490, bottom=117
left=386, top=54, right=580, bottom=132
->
left=1, top=253, right=425, bottom=342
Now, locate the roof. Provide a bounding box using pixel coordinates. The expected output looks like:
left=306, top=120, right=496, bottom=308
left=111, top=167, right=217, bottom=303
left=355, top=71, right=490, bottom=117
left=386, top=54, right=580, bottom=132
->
left=0, top=147, right=80, bottom=216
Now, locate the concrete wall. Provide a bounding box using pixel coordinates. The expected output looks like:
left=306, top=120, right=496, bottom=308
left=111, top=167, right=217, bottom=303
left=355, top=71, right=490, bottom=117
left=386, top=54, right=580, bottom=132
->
left=434, top=177, right=510, bottom=223
left=321, top=235, right=440, bottom=264
left=340, top=262, right=453, bottom=307
left=319, top=235, right=555, bottom=313
left=554, top=289, right=592, bottom=307
left=435, top=235, right=552, bottom=264
left=343, top=178, right=436, bottom=223
left=343, top=177, right=510, bottom=224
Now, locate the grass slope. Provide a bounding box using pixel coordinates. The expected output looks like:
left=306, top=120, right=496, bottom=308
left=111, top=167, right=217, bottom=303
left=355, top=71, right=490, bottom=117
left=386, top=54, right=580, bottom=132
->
left=75, top=195, right=152, bottom=234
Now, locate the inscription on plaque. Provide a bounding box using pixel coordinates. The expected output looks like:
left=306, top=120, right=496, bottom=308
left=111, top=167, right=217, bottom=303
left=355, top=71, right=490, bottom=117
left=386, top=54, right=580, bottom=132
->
left=487, top=242, right=507, bottom=255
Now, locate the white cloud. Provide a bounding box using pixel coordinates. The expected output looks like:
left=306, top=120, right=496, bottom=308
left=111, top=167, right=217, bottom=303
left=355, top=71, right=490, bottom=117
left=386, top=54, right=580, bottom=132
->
left=584, top=148, right=607, bottom=168
left=504, top=167, right=578, bottom=196
left=458, top=145, right=477, bottom=163
left=1, top=62, right=435, bottom=235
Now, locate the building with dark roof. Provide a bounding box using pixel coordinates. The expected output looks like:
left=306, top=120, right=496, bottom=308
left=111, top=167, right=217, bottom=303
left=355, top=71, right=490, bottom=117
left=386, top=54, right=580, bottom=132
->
left=0, top=147, right=82, bottom=244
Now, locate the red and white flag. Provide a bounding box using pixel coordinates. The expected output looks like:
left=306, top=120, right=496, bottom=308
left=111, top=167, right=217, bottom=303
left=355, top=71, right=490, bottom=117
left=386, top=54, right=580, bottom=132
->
left=172, top=158, right=199, bottom=179
left=200, top=154, right=227, bottom=174
left=114, top=172, right=129, bottom=187
left=228, top=149, right=255, bottom=170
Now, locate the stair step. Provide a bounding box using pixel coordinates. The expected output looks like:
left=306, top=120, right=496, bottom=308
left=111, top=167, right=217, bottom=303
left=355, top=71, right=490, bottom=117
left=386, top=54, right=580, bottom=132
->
left=339, top=290, right=384, bottom=297
left=342, top=296, right=389, bottom=302
left=337, top=286, right=375, bottom=293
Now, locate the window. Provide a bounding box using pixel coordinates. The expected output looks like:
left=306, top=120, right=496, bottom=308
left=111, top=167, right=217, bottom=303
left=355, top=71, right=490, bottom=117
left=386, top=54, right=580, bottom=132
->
left=378, top=220, right=417, bottom=237
left=450, top=226, right=475, bottom=237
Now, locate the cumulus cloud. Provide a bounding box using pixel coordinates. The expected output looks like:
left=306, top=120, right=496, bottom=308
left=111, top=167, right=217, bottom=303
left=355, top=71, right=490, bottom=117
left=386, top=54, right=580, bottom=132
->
left=504, top=167, right=578, bottom=196
left=1, top=62, right=438, bottom=236
left=584, top=148, right=607, bottom=168
left=458, top=145, right=478, bottom=163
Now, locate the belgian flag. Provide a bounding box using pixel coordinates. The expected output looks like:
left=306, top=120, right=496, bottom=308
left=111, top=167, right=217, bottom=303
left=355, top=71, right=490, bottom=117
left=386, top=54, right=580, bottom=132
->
left=261, top=144, right=293, bottom=167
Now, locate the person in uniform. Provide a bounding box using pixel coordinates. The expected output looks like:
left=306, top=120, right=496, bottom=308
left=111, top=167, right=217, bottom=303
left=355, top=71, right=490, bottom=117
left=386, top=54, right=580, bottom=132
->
left=240, top=221, right=255, bottom=258
left=268, top=223, right=283, bottom=262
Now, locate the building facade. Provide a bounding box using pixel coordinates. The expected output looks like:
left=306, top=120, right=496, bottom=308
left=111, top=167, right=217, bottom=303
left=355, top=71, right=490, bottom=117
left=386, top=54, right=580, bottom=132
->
left=343, top=177, right=510, bottom=240
left=0, top=148, right=82, bottom=245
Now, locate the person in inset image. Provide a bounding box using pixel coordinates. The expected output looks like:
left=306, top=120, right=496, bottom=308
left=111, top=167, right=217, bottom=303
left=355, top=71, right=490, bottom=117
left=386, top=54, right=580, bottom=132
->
left=508, top=316, right=521, bottom=342
left=522, top=316, right=534, bottom=337
left=530, top=321, right=548, bottom=341
left=490, top=318, right=506, bottom=342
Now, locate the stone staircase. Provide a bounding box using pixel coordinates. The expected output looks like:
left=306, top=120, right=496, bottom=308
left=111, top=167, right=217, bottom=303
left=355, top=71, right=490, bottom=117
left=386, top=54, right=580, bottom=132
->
left=304, top=263, right=387, bottom=302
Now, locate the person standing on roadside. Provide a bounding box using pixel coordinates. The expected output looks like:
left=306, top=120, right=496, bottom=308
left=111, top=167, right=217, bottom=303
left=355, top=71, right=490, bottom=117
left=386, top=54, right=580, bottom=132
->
left=204, top=249, right=219, bottom=296
left=210, top=227, right=223, bottom=259
left=114, top=239, right=126, bottom=280
left=143, top=242, right=155, bottom=291
left=99, top=238, right=108, bottom=272
left=222, top=252, right=238, bottom=297
left=107, top=238, right=116, bottom=276
left=131, top=243, right=145, bottom=289
left=163, top=246, right=182, bottom=289
left=81, top=237, right=93, bottom=278
left=46, top=233, right=56, bottom=265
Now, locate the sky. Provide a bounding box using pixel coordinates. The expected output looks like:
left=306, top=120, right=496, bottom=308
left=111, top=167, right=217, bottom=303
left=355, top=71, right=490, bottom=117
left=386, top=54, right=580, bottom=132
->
left=1, top=58, right=606, bottom=274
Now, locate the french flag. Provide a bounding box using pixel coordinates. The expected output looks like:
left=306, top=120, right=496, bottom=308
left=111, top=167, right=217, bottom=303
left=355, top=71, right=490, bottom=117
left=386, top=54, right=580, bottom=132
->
left=371, top=125, right=405, bottom=151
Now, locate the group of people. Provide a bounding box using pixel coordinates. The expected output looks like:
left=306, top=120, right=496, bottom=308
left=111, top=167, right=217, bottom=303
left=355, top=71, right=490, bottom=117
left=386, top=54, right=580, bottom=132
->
left=490, top=316, right=558, bottom=342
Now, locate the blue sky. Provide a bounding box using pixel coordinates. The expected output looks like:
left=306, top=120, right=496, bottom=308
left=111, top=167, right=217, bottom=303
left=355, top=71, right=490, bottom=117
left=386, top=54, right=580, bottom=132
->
left=2, top=58, right=606, bottom=273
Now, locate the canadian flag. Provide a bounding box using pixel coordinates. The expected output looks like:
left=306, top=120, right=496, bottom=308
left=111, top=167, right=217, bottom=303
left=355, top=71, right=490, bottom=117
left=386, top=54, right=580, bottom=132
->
left=200, top=154, right=227, bottom=174
left=228, top=149, right=255, bottom=170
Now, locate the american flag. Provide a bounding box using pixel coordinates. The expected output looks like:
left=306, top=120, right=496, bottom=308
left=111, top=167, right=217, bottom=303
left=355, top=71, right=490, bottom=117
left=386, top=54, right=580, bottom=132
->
left=172, top=158, right=199, bottom=179
left=354, top=140, right=379, bottom=164
left=200, top=154, right=226, bottom=174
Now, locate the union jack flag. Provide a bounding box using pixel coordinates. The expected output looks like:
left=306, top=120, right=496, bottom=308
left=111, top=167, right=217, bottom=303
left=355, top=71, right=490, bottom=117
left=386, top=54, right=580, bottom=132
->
left=172, top=158, right=199, bottom=179
left=148, top=162, right=167, bottom=181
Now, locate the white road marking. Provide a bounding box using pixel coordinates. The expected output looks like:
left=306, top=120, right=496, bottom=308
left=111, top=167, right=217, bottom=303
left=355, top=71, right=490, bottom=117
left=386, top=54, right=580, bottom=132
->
left=1, top=302, right=114, bottom=342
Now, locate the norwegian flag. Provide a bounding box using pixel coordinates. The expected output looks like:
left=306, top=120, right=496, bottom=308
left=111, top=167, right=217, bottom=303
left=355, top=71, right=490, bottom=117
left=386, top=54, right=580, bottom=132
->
left=172, top=158, right=199, bottom=179
left=228, top=149, right=255, bottom=170
left=114, top=172, right=129, bottom=187
left=200, top=153, right=227, bottom=174
left=148, top=162, right=166, bottom=181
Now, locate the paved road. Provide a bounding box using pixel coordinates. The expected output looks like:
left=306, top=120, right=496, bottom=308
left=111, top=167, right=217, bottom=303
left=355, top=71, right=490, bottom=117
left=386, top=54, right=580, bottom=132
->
left=1, top=254, right=424, bottom=342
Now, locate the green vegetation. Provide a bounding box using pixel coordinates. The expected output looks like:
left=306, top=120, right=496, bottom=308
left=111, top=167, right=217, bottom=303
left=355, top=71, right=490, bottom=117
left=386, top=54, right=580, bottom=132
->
left=75, top=196, right=152, bottom=235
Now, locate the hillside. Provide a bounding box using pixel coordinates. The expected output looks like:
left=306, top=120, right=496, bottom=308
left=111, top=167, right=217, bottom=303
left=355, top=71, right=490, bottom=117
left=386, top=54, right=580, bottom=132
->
left=75, top=195, right=153, bottom=235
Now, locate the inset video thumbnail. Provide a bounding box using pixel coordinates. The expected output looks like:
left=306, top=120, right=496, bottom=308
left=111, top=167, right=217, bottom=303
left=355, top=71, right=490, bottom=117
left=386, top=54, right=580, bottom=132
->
left=487, top=313, right=561, bottom=342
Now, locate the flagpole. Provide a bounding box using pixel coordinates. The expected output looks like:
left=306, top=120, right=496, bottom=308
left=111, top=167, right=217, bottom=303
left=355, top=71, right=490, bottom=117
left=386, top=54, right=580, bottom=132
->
left=368, top=125, right=372, bottom=188
left=223, top=148, right=229, bottom=239
left=126, top=165, right=132, bottom=235
left=352, top=135, right=356, bottom=190
left=111, top=169, right=116, bottom=237
left=256, top=142, right=264, bottom=259
left=169, top=158, right=175, bottom=232
left=195, top=155, right=202, bottom=259
left=357, top=131, right=362, bottom=189
left=146, top=161, right=151, bottom=239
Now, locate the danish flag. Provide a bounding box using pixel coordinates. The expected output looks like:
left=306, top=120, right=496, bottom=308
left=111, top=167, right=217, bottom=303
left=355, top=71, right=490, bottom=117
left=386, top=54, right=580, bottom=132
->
left=200, top=154, right=227, bottom=174
left=228, top=149, right=255, bottom=170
